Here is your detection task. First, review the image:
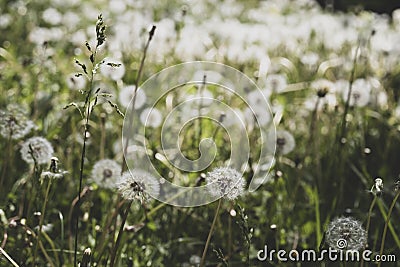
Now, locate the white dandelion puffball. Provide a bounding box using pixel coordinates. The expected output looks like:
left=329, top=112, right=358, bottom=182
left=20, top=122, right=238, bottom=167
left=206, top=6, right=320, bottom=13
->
left=90, top=159, right=121, bottom=189
left=118, top=85, right=146, bottom=109
left=342, top=78, right=371, bottom=107
left=273, top=130, right=296, bottom=155
left=42, top=8, right=62, bottom=25
left=20, top=137, right=54, bottom=165
left=205, top=167, right=246, bottom=201
left=0, top=104, right=36, bottom=140
left=325, top=216, right=367, bottom=251
left=100, top=58, right=125, bottom=81
left=265, top=74, right=287, bottom=93
left=140, top=107, right=163, bottom=128
left=118, top=170, right=160, bottom=201
left=66, top=73, right=87, bottom=91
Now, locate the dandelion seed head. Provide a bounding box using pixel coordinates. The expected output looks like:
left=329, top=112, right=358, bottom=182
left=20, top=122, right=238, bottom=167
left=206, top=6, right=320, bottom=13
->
left=0, top=104, right=36, bottom=140
left=325, top=216, right=367, bottom=251
left=205, top=167, right=246, bottom=200
left=311, top=79, right=335, bottom=97
left=42, top=8, right=62, bottom=25
left=189, top=255, right=201, bottom=265
left=265, top=74, right=287, bottom=93
left=342, top=78, right=371, bottom=107
left=66, top=73, right=87, bottom=91
left=300, top=51, right=320, bottom=67
left=140, top=107, right=163, bottom=128
left=90, top=159, right=121, bottom=189
left=119, top=85, right=146, bottom=109
left=20, top=137, right=54, bottom=165
left=371, top=177, right=383, bottom=195
left=273, top=130, right=295, bottom=155
left=100, top=57, right=125, bottom=81
left=117, top=170, right=160, bottom=202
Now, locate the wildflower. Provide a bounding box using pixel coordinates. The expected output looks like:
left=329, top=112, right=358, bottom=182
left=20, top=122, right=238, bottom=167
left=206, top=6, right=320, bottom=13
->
left=222, top=108, right=246, bottom=127
left=341, top=78, right=371, bottom=107
left=244, top=105, right=271, bottom=127
left=140, top=107, right=163, bottom=128
left=371, top=177, right=383, bottom=196
left=205, top=167, right=246, bottom=201
left=247, top=89, right=269, bottom=109
left=325, top=216, right=367, bottom=251
left=41, top=157, right=67, bottom=180
left=20, top=137, right=54, bottom=165
left=311, top=79, right=336, bottom=98
left=0, top=104, right=35, bottom=140
left=395, top=180, right=400, bottom=191
left=118, top=85, right=146, bottom=109
left=42, top=8, right=62, bottom=25
left=100, top=57, right=125, bottom=81
left=90, top=159, right=121, bottom=189
left=66, top=73, right=87, bottom=91
left=117, top=170, right=160, bottom=202
left=264, top=74, right=287, bottom=94
left=300, top=52, right=319, bottom=67
left=189, top=255, right=201, bottom=265
left=274, top=130, right=296, bottom=155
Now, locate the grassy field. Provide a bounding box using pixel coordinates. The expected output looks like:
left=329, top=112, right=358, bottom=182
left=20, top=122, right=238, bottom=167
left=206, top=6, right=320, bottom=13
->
left=0, top=0, right=400, bottom=266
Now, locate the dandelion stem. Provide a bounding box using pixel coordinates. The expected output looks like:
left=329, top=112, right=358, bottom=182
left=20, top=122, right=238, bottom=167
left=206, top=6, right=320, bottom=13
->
left=314, top=187, right=322, bottom=248
left=32, top=178, right=53, bottom=267
left=0, top=133, right=11, bottom=195
left=200, top=198, right=222, bottom=267
left=109, top=200, right=133, bottom=267
left=365, top=195, right=377, bottom=236
left=361, top=194, right=377, bottom=267
left=122, top=25, right=156, bottom=173
left=377, top=190, right=400, bottom=267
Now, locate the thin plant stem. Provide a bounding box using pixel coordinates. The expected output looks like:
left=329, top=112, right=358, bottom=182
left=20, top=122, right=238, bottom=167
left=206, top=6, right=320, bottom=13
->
left=366, top=195, right=377, bottom=236
left=200, top=198, right=222, bottom=267
left=376, top=195, right=400, bottom=248
left=0, top=133, right=11, bottom=194
left=360, top=194, right=377, bottom=267
left=93, top=198, right=125, bottom=263
left=32, top=178, right=53, bottom=267
left=74, top=42, right=99, bottom=267
left=0, top=247, right=19, bottom=267
left=314, top=187, right=322, bottom=248
left=122, top=25, right=156, bottom=173
left=228, top=205, right=232, bottom=259
left=331, top=43, right=360, bottom=213
left=109, top=200, right=133, bottom=267
left=377, top=190, right=400, bottom=267
left=100, top=113, right=106, bottom=159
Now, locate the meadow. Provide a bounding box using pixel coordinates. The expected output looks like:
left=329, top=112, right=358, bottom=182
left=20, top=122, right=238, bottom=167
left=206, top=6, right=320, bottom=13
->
left=0, top=0, right=400, bottom=266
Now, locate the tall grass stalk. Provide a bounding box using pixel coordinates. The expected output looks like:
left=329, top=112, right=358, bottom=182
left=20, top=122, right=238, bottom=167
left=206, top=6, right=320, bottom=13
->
left=0, top=133, right=12, bottom=194
left=122, top=25, right=156, bottom=173
left=200, top=198, right=222, bottom=267
left=73, top=14, right=106, bottom=267
left=32, top=178, right=53, bottom=267
left=377, top=189, right=400, bottom=267
left=109, top=200, right=133, bottom=267
left=360, top=194, right=377, bottom=267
